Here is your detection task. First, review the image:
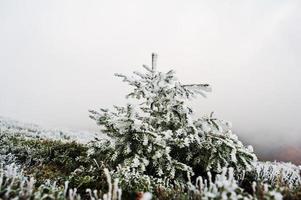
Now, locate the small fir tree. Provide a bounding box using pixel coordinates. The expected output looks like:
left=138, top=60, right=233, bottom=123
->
left=89, top=53, right=257, bottom=191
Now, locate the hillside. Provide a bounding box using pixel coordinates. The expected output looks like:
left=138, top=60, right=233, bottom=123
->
left=1, top=55, right=301, bottom=200
left=0, top=116, right=103, bottom=143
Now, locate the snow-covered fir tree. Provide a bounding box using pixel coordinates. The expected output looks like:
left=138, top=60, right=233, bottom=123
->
left=89, top=53, right=257, bottom=191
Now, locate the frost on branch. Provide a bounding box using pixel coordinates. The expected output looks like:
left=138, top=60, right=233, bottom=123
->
left=175, top=112, right=257, bottom=175
left=89, top=53, right=257, bottom=190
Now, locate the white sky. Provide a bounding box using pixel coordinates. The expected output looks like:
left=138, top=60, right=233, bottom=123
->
left=0, top=0, right=300, bottom=148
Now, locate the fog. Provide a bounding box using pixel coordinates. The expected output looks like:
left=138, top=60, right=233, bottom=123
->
left=1, top=0, right=301, bottom=148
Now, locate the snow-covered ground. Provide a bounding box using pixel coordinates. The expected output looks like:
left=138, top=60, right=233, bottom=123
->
left=0, top=116, right=106, bottom=143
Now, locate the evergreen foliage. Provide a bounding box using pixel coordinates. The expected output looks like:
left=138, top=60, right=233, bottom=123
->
left=89, top=53, right=257, bottom=190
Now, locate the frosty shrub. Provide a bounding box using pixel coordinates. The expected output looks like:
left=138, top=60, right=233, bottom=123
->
left=187, top=167, right=252, bottom=199
left=90, top=53, right=257, bottom=191
left=254, top=161, right=301, bottom=188
left=187, top=167, right=283, bottom=200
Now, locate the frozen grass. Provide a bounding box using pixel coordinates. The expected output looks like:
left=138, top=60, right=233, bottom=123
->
left=1, top=116, right=301, bottom=199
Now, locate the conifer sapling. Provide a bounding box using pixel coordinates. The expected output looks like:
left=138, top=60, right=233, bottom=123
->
left=89, top=53, right=257, bottom=191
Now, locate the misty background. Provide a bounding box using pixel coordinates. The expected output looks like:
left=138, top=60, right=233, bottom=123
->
left=1, top=0, right=301, bottom=158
